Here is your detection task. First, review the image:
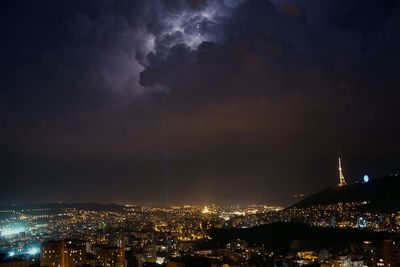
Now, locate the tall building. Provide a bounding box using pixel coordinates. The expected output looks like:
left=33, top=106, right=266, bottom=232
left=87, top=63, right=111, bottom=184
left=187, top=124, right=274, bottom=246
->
left=381, top=240, right=400, bottom=267
left=41, top=240, right=65, bottom=267
left=64, top=240, right=86, bottom=267
left=142, top=242, right=157, bottom=263
left=99, top=247, right=125, bottom=267
left=40, top=240, right=86, bottom=267
left=338, top=157, right=347, bottom=187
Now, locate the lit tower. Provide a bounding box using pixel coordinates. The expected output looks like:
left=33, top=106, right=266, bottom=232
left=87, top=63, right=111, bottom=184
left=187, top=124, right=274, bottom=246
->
left=338, top=157, right=347, bottom=186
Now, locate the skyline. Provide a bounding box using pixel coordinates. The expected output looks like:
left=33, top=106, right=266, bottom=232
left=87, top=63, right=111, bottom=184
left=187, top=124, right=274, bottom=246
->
left=0, top=156, right=395, bottom=207
left=1, top=0, right=400, bottom=205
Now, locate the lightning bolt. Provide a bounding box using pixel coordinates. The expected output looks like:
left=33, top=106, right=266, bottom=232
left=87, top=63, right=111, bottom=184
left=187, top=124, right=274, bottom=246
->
left=163, top=0, right=221, bottom=48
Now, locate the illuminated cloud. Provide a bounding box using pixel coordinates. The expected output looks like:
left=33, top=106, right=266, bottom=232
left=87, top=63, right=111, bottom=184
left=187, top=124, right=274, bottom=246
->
left=0, top=0, right=399, bottom=205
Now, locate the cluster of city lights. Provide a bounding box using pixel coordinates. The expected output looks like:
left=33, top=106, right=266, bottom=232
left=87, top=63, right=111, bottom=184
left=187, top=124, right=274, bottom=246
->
left=7, top=247, right=40, bottom=257
left=0, top=227, right=25, bottom=236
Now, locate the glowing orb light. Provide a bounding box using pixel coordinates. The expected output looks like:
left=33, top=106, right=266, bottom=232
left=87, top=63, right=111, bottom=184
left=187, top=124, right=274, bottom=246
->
left=8, top=251, right=15, bottom=257
left=363, top=175, right=369, bottom=183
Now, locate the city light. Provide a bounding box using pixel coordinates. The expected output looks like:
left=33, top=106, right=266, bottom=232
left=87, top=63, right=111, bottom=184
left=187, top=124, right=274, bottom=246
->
left=1, top=0, right=399, bottom=266
left=201, top=206, right=210, bottom=214
left=357, top=217, right=367, bottom=228
left=156, top=257, right=165, bottom=265
left=0, top=227, right=25, bottom=236
left=28, top=247, right=39, bottom=256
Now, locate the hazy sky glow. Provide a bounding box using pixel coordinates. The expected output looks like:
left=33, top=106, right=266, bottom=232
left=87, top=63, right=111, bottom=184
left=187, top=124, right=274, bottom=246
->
left=0, top=0, right=400, bottom=206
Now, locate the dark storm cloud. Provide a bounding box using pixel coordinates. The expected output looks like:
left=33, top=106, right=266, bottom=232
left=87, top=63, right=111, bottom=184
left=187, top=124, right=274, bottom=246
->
left=1, top=0, right=400, bottom=205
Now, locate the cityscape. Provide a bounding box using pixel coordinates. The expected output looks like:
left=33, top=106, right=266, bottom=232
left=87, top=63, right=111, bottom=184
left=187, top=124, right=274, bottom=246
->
left=1, top=0, right=400, bottom=266
left=1, top=159, right=400, bottom=266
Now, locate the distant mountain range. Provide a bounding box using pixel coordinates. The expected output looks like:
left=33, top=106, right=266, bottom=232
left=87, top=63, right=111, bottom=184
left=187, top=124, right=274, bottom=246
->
left=292, top=176, right=400, bottom=212
left=0, top=202, right=125, bottom=212
left=3, top=175, right=400, bottom=213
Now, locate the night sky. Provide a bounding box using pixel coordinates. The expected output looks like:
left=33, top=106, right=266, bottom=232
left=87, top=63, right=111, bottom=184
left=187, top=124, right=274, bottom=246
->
left=1, top=0, right=400, bottom=206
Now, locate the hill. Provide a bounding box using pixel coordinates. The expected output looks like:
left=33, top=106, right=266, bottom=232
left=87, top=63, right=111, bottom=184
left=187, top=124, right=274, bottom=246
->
left=292, top=176, right=400, bottom=211
left=207, top=222, right=390, bottom=250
